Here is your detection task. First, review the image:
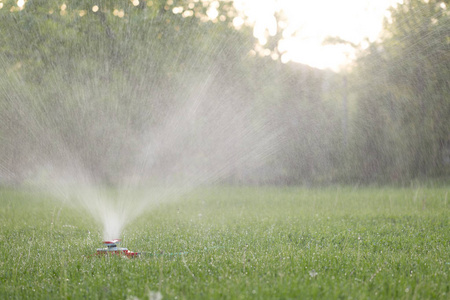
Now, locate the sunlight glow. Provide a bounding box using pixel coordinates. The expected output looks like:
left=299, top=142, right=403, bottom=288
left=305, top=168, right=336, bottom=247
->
left=182, top=10, right=194, bottom=18
left=17, top=0, right=25, bottom=10
left=60, top=3, right=67, bottom=16
left=172, top=6, right=183, bottom=14
left=236, top=0, right=403, bottom=71
left=233, top=16, right=245, bottom=29
left=207, top=1, right=220, bottom=20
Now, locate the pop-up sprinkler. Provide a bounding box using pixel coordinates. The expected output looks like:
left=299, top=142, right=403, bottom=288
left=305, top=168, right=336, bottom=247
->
left=96, top=239, right=140, bottom=258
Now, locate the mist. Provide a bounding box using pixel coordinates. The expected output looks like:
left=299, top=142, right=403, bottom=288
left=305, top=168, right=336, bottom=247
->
left=0, top=0, right=448, bottom=239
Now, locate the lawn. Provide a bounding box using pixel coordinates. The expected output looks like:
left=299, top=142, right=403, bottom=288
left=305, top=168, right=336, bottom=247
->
left=0, top=186, right=448, bottom=299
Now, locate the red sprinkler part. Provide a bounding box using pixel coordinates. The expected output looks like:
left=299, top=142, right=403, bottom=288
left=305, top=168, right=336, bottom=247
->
left=96, top=239, right=140, bottom=258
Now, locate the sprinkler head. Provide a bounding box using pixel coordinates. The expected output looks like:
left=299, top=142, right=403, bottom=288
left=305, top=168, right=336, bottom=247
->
left=96, top=239, right=140, bottom=258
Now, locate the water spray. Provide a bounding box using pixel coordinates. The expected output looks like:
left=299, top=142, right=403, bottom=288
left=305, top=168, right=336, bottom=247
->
left=96, top=239, right=140, bottom=258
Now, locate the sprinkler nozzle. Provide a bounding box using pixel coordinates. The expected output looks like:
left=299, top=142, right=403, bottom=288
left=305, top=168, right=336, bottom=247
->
left=96, top=239, right=140, bottom=258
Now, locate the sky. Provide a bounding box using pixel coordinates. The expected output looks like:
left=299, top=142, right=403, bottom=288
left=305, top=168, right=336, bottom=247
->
left=234, top=0, right=402, bottom=70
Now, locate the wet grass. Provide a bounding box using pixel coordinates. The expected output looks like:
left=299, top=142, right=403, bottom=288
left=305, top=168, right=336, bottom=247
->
left=0, top=186, right=449, bottom=299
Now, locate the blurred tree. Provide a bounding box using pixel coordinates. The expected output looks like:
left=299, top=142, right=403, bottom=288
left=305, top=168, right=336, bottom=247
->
left=0, top=0, right=257, bottom=185
left=351, top=0, right=450, bottom=182
left=5, top=0, right=445, bottom=186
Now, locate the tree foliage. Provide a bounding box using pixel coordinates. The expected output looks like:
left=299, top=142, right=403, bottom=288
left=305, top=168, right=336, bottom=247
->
left=0, top=0, right=259, bottom=184
left=351, top=0, right=450, bottom=182
left=0, top=0, right=448, bottom=185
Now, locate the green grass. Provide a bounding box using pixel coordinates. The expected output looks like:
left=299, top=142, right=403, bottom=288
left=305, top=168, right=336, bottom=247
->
left=0, top=187, right=449, bottom=299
